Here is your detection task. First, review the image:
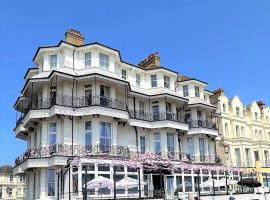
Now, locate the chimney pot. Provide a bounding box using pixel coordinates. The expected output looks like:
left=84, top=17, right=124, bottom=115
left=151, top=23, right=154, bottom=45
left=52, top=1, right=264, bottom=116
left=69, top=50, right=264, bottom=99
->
left=65, top=29, right=85, bottom=46
left=138, top=52, right=160, bottom=69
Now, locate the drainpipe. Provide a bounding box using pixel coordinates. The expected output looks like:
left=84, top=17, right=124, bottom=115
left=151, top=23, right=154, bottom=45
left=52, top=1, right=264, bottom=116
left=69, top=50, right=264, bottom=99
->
left=71, top=46, right=77, bottom=156
left=133, top=97, right=139, bottom=153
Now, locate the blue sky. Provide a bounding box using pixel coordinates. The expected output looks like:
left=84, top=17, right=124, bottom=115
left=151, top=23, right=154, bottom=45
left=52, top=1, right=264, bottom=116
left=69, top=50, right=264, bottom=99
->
left=0, top=0, right=270, bottom=165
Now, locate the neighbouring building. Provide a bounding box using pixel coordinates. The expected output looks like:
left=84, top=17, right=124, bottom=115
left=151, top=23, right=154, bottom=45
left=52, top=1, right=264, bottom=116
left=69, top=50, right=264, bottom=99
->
left=0, top=165, right=26, bottom=199
left=13, top=29, right=238, bottom=200
left=212, top=88, right=270, bottom=186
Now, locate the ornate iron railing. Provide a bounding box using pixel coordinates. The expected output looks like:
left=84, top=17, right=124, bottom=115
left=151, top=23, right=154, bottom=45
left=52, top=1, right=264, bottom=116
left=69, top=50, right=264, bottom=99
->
left=15, top=95, right=127, bottom=125
left=187, top=119, right=217, bottom=130
left=14, top=144, right=130, bottom=167
left=129, top=110, right=185, bottom=123
left=14, top=144, right=221, bottom=167
left=180, top=153, right=222, bottom=164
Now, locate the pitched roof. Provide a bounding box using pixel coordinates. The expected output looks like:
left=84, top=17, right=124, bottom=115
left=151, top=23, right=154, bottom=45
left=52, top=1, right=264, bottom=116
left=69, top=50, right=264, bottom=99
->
left=0, top=165, right=13, bottom=174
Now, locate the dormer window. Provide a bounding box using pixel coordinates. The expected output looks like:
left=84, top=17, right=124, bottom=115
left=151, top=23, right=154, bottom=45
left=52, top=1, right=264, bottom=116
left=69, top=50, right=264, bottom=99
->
left=84, top=52, right=91, bottom=68
left=50, top=54, right=57, bottom=69
left=183, top=85, right=189, bottom=97
left=151, top=74, right=157, bottom=87
left=121, top=69, right=127, bottom=80
left=99, top=53, right=109, bottom=69
left=195, top=86, right=200, bottom=97
left=236, top=107, right=240, bottom=116
left=136, top=74, right=141, bottom=87
left=164, top=75, right=170, bottom=89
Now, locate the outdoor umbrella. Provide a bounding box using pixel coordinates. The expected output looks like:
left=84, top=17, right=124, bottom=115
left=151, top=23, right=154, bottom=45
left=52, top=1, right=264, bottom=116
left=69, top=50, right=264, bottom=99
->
left=237, top=178, right=262, bottom=187
left=86, top=176, right=114, bottom=189
left=215, top=178, right=238, bottom=187
left=200, top=179, right=219, bottom=188
left=116, top=177, right=146, bottom=189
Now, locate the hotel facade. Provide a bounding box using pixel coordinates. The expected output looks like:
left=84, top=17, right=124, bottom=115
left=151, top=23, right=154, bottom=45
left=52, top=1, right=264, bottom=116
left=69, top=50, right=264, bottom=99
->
left=0, top=165, right=26, bottom=200
left=14, top=30, right=241, bottom=200
left=213, top=89, right=270, bottom=185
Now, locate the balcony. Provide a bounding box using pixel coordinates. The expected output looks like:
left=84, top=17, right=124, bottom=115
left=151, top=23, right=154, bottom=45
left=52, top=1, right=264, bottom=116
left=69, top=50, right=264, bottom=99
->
left=129, top=110, right=185, bottom=123
left=187, top=119, right=218, bottom=137
left=188, top=120, right=217, bottom=130
left=16, top=94, right=127, bottom=125
left=14, top=144, right=130, bottom=167
left=14, top=145, right=221, bottom=168
left=180, top=153, right=222, bottom=164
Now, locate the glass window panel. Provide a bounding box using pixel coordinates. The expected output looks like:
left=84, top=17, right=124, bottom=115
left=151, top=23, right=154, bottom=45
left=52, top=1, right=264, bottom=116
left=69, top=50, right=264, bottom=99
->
left=99, top=53, right=109, bottom=69
left=154, top=132, right=161, bottom=153
left=85, top=52, right=91, bottom=68
left=183, top=85, right=189, bottom=97
left=151, top=75, right=157, bottom=87
left=50, top=54, right=57, bottom=69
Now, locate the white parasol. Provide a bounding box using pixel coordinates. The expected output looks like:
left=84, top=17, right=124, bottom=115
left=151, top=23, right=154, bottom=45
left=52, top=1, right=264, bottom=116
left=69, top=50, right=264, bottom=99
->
left=86, top=176, right=114, bottom=189
left=116, top=177, right=146, bottom=189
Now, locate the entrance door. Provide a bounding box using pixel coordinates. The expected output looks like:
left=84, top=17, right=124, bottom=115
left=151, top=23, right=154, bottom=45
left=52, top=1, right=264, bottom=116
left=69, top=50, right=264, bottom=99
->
left=152, top=175, right=164, bottom=198
left=166, top=176, right=174, bottom=199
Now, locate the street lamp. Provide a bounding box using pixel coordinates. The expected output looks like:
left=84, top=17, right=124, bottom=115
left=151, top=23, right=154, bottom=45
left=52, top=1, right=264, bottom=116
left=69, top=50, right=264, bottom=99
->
left=223, top=144, right=231, bottom=195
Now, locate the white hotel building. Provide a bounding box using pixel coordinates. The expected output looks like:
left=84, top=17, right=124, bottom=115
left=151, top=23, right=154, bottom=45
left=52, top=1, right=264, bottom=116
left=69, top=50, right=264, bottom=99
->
left=14, top=30, right=223, bottom=200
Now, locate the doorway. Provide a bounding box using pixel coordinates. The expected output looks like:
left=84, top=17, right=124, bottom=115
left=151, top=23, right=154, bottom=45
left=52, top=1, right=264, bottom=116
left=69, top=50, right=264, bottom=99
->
left=152, top=174, right=164, bottom=198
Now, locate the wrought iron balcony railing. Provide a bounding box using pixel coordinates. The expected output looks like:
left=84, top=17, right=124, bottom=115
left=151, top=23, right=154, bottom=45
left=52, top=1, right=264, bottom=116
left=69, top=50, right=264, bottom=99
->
left=179, top=153, right=222, bottom=164
left=129, top=110, right=185, bottom=123
left=14, top=144, right=130, bottom=167
left=15, top=95, right=127, bottom=125
left=187, top=119, right=217, bottom=130
left=16, top=95, right=189, bottom=126
left=14, top=144, right=221, bottom=167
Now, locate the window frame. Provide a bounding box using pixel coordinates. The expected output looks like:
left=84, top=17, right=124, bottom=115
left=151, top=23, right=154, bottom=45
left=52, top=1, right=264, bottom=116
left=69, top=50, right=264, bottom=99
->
left=85, top=121, right=92, bottom=146
left=154, top=132, right=161, bottom=154
left=151, top=74, right=157, bottom=88
left=140, top=136, right=146, bottom=154
left=183, top=85, right=189, bottom=97
left=99, top=53, right=109, bottom=69
left=49, top=123, right=57, bottom=145
left=121, top=69, right=127, bottom=80
left=195, top=86, right=200, bottom=98
left=84, top=52, right=91, bottom=68
left=47, top=169, right=55, bottom=196
left=164, top=75, right=170, bottom=89
left=49, top=54, right=57, bottom=69
left=136, top=74, right=141, bottom=87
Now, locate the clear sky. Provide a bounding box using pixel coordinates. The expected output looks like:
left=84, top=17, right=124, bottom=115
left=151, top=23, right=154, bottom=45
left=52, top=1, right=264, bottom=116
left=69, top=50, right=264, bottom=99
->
left=0, top=0, right=270, bottom=165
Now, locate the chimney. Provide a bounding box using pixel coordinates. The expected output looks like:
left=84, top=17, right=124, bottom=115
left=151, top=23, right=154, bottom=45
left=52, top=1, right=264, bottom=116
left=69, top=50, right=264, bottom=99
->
left=257, top=101, right=265, bottom=110
left=65, top=29, right=85, bottom=46
left=213, top=88, right=224, bottom=97
left=210, top=88, right=224, bottom=101
left=138, top=52, right=160, bottom=70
